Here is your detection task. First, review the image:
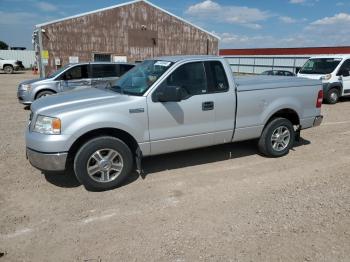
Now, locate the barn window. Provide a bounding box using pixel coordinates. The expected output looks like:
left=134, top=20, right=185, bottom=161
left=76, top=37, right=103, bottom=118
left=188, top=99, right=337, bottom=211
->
left=93, top=53, right=111, bottom=62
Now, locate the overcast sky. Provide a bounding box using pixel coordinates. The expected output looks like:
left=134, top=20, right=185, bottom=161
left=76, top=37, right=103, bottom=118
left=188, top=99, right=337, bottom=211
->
left=0, top=0, right=349, bottom=50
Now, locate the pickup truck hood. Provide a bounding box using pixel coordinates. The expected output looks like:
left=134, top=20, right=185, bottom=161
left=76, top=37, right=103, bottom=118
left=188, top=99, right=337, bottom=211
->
left=235, top=75, right=321, bottom=92
left=31, top=87, right=122, bottom=115
left=297, top=73, right=323, bottom=80
left=20, top=78, right=47, bottom=85
left=1, top=59, right=17, bottom=63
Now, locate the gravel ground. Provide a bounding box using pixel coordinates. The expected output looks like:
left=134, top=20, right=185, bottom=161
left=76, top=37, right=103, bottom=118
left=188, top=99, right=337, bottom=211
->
left=0, top=71, right=349, bottom=262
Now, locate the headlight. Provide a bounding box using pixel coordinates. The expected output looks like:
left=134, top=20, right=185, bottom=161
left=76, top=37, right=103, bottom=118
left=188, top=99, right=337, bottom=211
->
left=33, top=115, right=61, bottom=135
left=20, top=84, right=31, bottom=91
left=320, top=74, right=331, bottom=81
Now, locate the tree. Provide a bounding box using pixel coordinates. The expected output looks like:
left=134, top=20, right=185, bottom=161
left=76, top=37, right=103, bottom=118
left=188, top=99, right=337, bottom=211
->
left=0, top=41, right=9, bottom=50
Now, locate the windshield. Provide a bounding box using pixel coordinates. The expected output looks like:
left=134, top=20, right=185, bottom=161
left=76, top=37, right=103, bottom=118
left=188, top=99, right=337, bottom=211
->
left=299, top=58, right=342, bottom=74
left=110, top=60, right=173, bottom=96
left=48, top=64, right=71, bottom=78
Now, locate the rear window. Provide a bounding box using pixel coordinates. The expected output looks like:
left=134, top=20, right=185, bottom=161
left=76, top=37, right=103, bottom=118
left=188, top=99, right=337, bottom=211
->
left=205, top=61, right=229, bottom=92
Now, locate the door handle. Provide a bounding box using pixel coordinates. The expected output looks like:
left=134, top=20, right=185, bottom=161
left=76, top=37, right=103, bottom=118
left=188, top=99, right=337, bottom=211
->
left=202, top=101, right=214, bottom=111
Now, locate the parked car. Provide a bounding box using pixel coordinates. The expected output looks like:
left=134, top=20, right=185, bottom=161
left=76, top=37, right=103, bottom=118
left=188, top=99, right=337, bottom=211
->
left=0, top=58, right=24, bottom=74
left=297, top=55, right=350, bottom=104
left=261, top=70, right=295, bottom=76
left=17, top=62, right=135, bottom=105
left=26, top=56, right=323, bottom=191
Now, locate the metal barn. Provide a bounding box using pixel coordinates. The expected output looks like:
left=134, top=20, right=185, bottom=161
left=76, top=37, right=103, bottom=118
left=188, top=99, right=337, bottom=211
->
left=34, top=0, right=219, bottom=77
left=220, top=46, right=350, bottom=74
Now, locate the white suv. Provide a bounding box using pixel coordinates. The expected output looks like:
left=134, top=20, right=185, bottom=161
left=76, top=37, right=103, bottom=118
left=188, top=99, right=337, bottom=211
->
left=298, top=55, right=350, bottom=104
left=0, top=58, right=24, bottom=74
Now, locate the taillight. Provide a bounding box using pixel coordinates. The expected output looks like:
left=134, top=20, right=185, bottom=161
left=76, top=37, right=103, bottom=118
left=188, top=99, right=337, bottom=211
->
left=316, top=90, right=323, bottom=108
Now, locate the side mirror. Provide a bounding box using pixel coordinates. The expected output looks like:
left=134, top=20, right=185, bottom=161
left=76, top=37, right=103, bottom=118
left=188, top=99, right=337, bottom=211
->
left=156, top=85, right=183, bottom=102
left=338, top=68, right=350, bottom=77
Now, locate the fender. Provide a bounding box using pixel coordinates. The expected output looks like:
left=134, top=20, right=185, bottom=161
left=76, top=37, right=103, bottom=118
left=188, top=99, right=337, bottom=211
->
left=323, top=81, right=343, bottom=95
left=32, top=83, right=60, bottom=100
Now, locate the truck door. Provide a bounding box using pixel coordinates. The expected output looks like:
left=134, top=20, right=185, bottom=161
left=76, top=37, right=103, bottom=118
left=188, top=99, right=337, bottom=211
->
left=147, top=61, right=235, bottom=155
left=60, top=64, right=91, bottom=91
left=337, top=59, right=350, bottom=95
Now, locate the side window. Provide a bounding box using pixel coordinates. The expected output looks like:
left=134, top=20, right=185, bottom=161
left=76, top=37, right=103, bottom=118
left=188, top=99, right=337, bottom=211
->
left=92, top=64, right=119, bottom=78
left=166, top=62, right=207, bottom=96
left=205, top=61, right=229, bottom=93
left=61, top=65, right=88, bottom=80
left=338, top=59, right=350, bottom=76
left=119, top=64, right=134, bottom=76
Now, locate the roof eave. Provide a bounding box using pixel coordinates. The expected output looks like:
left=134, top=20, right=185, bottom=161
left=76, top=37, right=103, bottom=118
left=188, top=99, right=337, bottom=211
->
left=35, top=0, right=220, bottom=40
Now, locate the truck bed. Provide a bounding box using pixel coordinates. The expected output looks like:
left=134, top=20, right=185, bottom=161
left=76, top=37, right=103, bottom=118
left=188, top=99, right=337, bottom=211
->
left=233, top=75, right=322, bottom=142
left=235, top=75, right=321, bottom=92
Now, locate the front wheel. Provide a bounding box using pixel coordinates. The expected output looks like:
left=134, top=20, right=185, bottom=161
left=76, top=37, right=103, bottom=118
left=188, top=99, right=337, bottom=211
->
left=74, top=137, right=133, bottom=191
left=258, top=118, right=295, bottom=157
left=36, top=90, right=55, bottom=99
left=3, top=65, right=14, bottom=74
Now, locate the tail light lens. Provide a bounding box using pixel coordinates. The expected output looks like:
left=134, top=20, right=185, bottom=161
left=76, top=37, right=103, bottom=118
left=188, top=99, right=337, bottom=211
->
left=316, top=90, right=323, bottom=108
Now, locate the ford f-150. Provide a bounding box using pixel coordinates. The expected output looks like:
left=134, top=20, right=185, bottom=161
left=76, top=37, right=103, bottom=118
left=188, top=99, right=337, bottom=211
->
left=26, top=56, right=323, bottom=190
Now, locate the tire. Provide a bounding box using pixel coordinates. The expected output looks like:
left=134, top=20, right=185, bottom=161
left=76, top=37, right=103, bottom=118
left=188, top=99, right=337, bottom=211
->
left=325, top=88, right=340, bottom=104
left=74, top=136, right=133, bottom=191
left=3, top=65, right=14, bottom=74
left=258, top=118, right=295, bottom=157
left=36, top=90, right=54, bottom=99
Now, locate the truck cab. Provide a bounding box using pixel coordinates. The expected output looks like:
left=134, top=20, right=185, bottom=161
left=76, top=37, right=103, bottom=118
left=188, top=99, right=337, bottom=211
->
left=298, top=55, right=350, bottom=104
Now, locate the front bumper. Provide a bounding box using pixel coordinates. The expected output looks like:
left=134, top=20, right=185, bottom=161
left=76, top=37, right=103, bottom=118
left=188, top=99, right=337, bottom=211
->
left=313, top=115, right=323, bottom=127
left=17, top=90, right=32, bottom=105
left=26, top=148, right=68, bottom=172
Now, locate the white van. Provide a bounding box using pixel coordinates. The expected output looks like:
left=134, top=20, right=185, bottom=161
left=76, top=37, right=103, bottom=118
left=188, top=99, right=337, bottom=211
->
left=298, top=55, right=350, bottom=104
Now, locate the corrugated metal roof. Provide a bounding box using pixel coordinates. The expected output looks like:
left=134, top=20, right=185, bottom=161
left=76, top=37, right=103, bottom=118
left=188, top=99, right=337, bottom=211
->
left=35, top=0, right=220, bottom=40
left=220, top=46, right=350, bottom=56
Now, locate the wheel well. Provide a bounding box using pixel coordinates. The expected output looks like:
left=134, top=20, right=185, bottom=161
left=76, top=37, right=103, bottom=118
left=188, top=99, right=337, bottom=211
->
left=3, top=64, right=14, bottom=69
left=328, top=85, right=341, bottom=92
left=35, top=89, right=56, bottom=99
left=266, top=109, right=300, bottom=126
left=67, top=128, right=139, bottom=166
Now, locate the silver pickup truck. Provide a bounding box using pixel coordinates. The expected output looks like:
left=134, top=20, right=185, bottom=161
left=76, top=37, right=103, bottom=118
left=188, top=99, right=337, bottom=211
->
left=26, top=56, right=323, bottom=190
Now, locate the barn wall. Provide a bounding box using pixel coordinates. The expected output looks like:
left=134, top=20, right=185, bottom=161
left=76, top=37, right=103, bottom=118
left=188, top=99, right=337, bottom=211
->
left=40, top=1, right=218, bottom=75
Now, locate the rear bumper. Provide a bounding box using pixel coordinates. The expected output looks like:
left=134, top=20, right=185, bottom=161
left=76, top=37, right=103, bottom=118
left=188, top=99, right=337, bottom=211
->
left=26, top=148, right=68, bottom=172
left=313, top=115, right=323, bottom=127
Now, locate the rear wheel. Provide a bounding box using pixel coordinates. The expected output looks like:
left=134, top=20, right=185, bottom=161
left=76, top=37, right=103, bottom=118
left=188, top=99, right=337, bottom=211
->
left=74, top=136, right=133, bottom=191
left=325, top=88, right=340, bottom=104
left=3, top=65, right=14, bottom=74
left=36, top=90, right=54, bottom=99
left=258, top=118, right=295, bottom=157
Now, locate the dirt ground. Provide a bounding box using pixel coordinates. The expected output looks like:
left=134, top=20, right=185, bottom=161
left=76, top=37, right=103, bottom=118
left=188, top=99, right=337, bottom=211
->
left=0, top=71, right=349, bottom=262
